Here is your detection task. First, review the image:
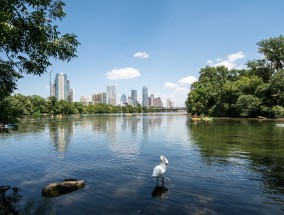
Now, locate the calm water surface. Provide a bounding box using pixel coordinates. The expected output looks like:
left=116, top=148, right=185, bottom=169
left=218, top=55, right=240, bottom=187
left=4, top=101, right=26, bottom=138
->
left=1, top=114, right=284, bottom=214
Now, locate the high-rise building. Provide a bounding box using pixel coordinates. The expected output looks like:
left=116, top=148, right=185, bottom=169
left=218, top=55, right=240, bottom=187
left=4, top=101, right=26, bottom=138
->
left=54, top=73, right=70, bottom=100
left=120, top=93, right=127, bottom=105
left=92, top=92, right=107, bottom=104
left=50, top=84, right=55, bottom=97
left=102, top=92, right=107, bottom=104
left=107, top=85, right=116, bottom=105
left=128, top=96, right=134, bottom=106
left=154, top=97, right=163, bottom=107
left=142, top=86, right=149, bottom=107
left=167, top=99, right=174, bottom=108
left=69, top=89, right=75, bottom=102
left=149, top=94, right=154, bottom=107
left=131, top=90, right=138, bottom=107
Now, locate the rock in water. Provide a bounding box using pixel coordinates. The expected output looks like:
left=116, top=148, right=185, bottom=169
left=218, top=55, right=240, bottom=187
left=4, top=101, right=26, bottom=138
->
left=42, top=179, right=85, bottom=197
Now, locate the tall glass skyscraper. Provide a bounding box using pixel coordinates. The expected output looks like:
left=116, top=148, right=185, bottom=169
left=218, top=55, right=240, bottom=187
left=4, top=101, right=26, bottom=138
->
left=54, top=73, right=70, bottom=100
left=142, top=86, right=149, bottom=107
left=107, top=85, right=116, bottom=105
left=131, top=90, right=137, bottom=106
left=120, top=93, right=127, bottom=105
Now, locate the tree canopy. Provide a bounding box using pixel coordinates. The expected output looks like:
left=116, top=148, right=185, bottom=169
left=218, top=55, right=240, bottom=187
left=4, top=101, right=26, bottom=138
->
left=186, top=35, right=284, bottom=118
left=0, top=0, right=79, bottom=101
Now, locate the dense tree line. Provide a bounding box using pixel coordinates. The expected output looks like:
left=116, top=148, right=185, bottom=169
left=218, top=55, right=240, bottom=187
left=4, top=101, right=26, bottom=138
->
left=186, top=35, right=284, bottom=118
left=0, top=94, right=169, bottom=120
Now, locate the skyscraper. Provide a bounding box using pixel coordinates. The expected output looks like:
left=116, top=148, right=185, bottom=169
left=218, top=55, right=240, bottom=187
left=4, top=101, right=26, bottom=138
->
left=167, top=99, right=174, bottom=108
left=131, top=90, right=138, bottom=107
left=120, top=93, right=127, bottom=105
left=54, top=73, right=70, bottom=100
left=69, top=88, right=75, bottom=102
left=142, top=86, right=149, bottom=107
left=149, top=94, right=154, bottom=107
left=107, top=85, right=116, bottom=105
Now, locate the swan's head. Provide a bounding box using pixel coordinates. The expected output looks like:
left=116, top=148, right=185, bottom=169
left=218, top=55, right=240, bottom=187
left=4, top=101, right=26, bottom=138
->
left=160, top=155, right=168, bottom=165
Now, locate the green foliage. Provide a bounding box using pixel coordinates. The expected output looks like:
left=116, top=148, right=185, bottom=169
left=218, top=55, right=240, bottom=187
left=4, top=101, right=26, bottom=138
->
left=186, top=35, right=284, bottom=118
left=271, top=106, right=284, bottom=118
left=257, top=35, right=284, bottom=70
left=0, top=94, right=172, bottom=128
left=0, top=0, right=79, bottom=101
left=0, top=97, right=21, bottom=127
left=234, top=95, right=261, bottom=117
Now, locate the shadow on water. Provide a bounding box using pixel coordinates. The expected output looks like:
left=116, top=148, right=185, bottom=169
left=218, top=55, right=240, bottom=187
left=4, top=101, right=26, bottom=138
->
left=152, top=185, right=168, bottom=200
left=186, top=118, right=284, bottom=197
left=0, top=185, right=55, bottom=215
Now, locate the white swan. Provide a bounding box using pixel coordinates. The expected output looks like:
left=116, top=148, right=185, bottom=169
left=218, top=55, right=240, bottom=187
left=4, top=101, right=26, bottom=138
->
left=152, top=155, right=168, bottom=184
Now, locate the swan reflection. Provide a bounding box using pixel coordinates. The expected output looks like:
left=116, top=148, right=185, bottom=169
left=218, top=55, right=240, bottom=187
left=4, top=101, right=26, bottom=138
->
left=152, top=185, right=168, bottom=200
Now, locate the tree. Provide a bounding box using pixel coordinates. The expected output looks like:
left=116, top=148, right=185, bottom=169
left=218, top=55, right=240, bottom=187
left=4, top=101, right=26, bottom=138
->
left=257, top=35, right=284, bottom=70
left=269, top=69, right=284, bottom=106
left=186, top=35, right=284, bottom=118
left=0, top=0, right=79, bottom=101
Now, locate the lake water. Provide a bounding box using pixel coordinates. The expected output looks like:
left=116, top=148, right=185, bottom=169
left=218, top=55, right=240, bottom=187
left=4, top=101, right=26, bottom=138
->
left=1, top=114, right=284, bottom=215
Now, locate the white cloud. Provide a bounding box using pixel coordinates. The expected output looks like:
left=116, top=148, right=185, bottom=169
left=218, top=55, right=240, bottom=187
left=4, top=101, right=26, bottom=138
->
left=178, top=76, right=197, bottom=85
left=168, top=87, right=189, bottom=107
left=133, top=52, right=149, bottom=59
left=206, top=51, right=246, bottom=70
left=214, top=60, right=236, bottom=70
left=206, top=59, right=214, bottom=65
left=175, top=87, right=188, bottom=94
left=106, top=68, right=141, bottom=80
left=228, top=51, right=246, bottom=62
left=164, top=82, right=178, bottom=89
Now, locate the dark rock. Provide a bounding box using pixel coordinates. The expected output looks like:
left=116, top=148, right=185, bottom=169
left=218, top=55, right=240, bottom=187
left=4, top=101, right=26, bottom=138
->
left=42, top=179, right=85, bottom=197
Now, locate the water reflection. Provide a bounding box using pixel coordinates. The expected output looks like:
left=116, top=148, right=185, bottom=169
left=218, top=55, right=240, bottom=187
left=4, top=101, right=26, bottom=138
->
left=49, top=120, right=73, bottom=157
left=2, top=114, right=284, bottom=214
left=186, top=118, right=284, bottom=199
left=0, top=185, right=55, bottom=215
left=152, top=185, right=168, bottom=200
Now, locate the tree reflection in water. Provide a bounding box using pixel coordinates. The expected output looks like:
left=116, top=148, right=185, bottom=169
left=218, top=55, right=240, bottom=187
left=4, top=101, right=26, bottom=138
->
left=0, top=185, right=55, bottom=215
left=186, top=118, right=284, bottom=198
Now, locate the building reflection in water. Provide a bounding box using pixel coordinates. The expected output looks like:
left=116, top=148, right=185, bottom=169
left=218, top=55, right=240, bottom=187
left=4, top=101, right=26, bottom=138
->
left=49, top=121, right=73, bottom=157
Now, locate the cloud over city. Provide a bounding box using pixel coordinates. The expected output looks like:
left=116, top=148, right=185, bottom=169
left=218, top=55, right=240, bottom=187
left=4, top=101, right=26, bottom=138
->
left=178, top=76, right=198, bottom=85
left=106, top=68, right=141, bottom=80
left=206, top=51, right=246, bottom=70
left=164, top=82, right=178, bottom=89
left=133, top=52, right=149, bottom=59
left=164, top=75, right=197, bottom=106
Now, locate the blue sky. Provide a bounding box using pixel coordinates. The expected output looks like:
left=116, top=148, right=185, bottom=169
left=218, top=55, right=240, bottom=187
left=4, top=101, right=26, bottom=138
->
left=16, top=0, right=284, bottom=106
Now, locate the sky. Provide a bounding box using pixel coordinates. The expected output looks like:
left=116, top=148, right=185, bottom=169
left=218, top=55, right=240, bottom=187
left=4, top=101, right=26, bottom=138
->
left=15, top=0, right=284, bottom=107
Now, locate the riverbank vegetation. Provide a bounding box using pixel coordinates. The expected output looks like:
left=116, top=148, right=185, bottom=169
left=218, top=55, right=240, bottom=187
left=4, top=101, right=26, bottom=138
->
left=1, top=94, right=172, bottom=118
left=186, top=35, right=284, bottom=118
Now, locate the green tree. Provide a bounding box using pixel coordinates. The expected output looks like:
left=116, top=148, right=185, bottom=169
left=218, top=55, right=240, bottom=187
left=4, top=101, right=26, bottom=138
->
left=269, top=69, right=284, bottom=106
left=46, top=96, right=58, bottom=114
left=257, top=35, right=284, bottom=70
left=234, top=95, right=261, bottom=117
left=0, top=0, right=79, bottom=125
left=29, top=95, right=47, bottom=114
left=0, top=0, right=79, bottom=99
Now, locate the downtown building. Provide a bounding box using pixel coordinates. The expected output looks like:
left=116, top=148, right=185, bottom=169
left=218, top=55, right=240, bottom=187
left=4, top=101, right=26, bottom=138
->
left=107, top=85, right=116, bottom=105
left=142, top=86, right=149, bottom=107
left=50, top=73, right=74, bottom=101
left=131, top=90, right=138, bottom=107
left=92, top=92, right=107, bottom=104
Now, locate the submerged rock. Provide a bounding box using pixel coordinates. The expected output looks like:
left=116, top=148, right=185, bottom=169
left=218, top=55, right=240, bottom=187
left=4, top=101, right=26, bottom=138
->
left=42, top=179, right=85, bottom=197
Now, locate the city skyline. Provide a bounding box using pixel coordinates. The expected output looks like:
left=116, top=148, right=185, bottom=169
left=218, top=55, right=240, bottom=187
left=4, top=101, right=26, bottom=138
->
left=14, top=1, right=284, bottom=107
